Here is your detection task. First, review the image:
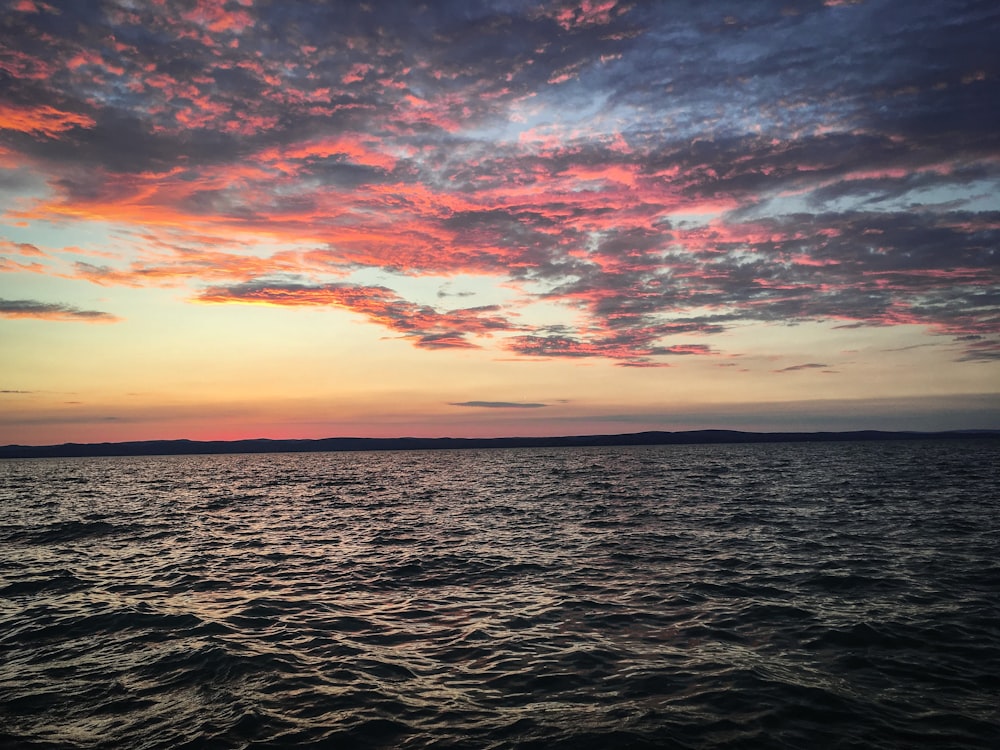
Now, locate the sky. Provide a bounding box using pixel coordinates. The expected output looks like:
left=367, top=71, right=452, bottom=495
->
left=1, top=0, right=998, bottom=445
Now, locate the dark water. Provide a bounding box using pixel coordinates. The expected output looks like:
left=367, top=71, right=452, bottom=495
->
left=1, top=441, right=998, bottom=749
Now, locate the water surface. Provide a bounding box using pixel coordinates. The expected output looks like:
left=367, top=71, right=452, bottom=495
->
left=2, top=441, right=998, bottom=748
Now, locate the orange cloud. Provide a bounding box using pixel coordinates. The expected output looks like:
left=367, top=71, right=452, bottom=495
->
left=196, top=281, right=518, bottom=350
left=260, top=135, right=397, bottom=172
left=0, top=240, right=47, bottom=257
left=0, top=103, right=95, bottom=138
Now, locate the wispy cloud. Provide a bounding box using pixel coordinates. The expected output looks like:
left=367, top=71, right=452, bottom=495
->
left=195, top=280, right=515, bottom=349
left=0, top=298, right=121, bottom=323
left=449, top=401, right=548, bottom=409
left=774, top=363, right=830, bottom=373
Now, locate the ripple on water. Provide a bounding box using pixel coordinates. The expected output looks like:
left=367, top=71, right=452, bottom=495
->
left=1, top=441, right=999, bottom=749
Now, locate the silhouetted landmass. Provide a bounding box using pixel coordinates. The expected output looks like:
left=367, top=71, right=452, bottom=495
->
left=1, top=429, right=998, bottom=458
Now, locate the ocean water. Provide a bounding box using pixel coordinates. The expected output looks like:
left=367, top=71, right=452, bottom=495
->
left=1, top=440, right=998, bottom=749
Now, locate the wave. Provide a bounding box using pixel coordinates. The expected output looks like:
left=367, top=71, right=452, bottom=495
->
left=1, top=441, right=998, bottom=748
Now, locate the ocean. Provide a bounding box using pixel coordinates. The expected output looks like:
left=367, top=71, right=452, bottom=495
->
left=1, top=440, right=998, bottom=749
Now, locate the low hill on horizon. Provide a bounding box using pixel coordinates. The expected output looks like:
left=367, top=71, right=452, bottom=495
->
left=2, top=429, right=998, bottom=459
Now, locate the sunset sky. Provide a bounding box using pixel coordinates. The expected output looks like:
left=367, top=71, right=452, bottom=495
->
left=2, top=0, right=998, bottom=445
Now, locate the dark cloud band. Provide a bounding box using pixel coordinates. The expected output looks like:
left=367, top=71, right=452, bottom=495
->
left=0, top=298, right=120, bottom=323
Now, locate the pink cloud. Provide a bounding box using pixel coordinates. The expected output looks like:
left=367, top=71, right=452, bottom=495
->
left=0, top=103, right=95, bottom=137
left=196, top=281, right=518, bottom=350
left=342, top=62, right=372, bottom=84
left=0, top=240, right=47, bottom=257
left=544, top=0, right=622, bottom=30
left=261, top=136, right=397, bottom=172
left=181, top=0, right=254, bottom=34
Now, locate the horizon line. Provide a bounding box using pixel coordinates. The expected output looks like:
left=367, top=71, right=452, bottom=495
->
left=3, top=428, right=998, bottom=459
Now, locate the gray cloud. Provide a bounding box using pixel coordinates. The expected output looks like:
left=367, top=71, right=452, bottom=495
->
left=0, top=299, right=121, bottom=323
left=775, top=363, right=830, bottom=373
left=449, top=401, right=548, bottom=409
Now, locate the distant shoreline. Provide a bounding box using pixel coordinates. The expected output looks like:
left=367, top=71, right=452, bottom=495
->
left=2, top=429, right=998, bottom=459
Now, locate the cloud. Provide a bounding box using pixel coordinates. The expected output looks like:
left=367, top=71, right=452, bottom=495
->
left=774, top=363, right=830, bottom=373
left=0, top=0, right=997, bottom=366
left=0, top=298, right=121, bottom=323
left=0, top=239, right=46, bottom=257
left=449, top=401, right=548, bottom=409
left=195, top=279, right=517, bottom=350
left=505, top=331, right=714, bottom=366
left=955, top=340, right=1000, bottom=362
left=0, top=103, right=95, bottom=138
